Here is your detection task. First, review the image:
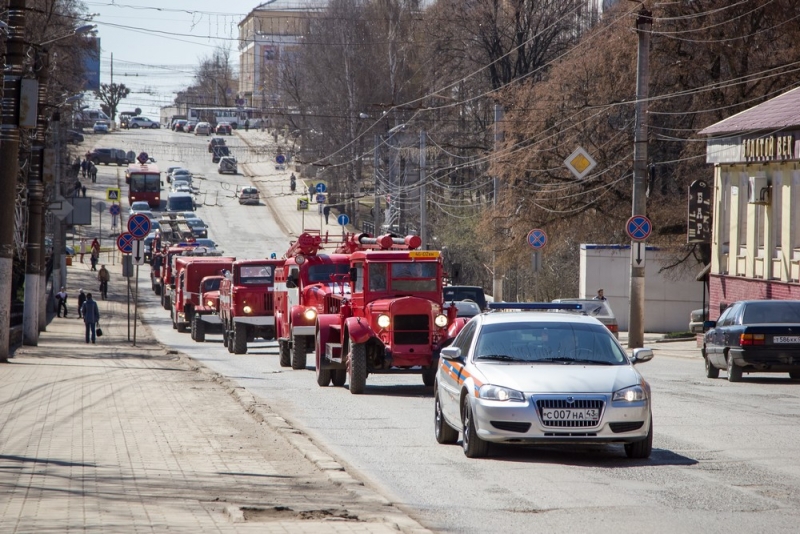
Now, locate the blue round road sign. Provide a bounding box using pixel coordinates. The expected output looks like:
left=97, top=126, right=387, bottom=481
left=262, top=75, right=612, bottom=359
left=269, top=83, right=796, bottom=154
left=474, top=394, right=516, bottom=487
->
left=527, top=228, right=547, bottom=249
left=276, top=154, right=286, bottom=164
left=127, top=213, right=152, bottom=238
left=109, top=204, right=120, bottom=216
left=117, top=232, right=134, bottom=254
left=337, top=214, right=349, bottom=226
left=315, top=182, right=327, bottom=193
left=626, top=215, right=652, bottom=241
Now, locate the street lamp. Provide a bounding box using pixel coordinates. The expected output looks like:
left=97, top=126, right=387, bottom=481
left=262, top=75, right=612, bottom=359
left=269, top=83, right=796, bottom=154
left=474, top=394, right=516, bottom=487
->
left=38, top=24, right=96, bottom=46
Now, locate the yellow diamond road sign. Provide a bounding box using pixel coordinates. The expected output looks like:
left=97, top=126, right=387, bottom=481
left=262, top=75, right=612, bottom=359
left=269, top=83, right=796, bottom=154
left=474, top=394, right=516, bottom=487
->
left=106, top=188, right=121, bottom=201
left=564, top=147, right=597, bottom=180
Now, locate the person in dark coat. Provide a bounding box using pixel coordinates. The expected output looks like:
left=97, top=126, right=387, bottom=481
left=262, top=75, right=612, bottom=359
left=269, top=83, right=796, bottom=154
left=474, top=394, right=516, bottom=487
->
left=81, top=293, right=100, bottom=344
left=77, top=289, right=87, bottom=319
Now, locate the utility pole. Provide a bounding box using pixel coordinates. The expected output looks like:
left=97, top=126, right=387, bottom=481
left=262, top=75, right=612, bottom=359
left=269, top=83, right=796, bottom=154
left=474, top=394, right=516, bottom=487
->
left=23, top=48, right=49, bottom=345
left=373, top=134, right=381, bottom=233
left=0, top=0, right=27, bottom=361
left=110, top=51, right=113, bottom=84
left=419, top=130, right=427, bottom=248
left=492, top=103, right=504, bottom=303
left=627, top=6, right=652, bottom=349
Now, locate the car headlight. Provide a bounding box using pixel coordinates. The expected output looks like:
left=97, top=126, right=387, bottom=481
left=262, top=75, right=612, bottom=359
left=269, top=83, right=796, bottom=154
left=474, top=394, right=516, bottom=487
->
left=434, top=314, right=448, bottom=328
left=478, top=385, right=525, bottom=402
left=303, top=308, right=317, bottom=321
left=613, top=385, right=646, bottom=402
left=377, top=314, right=391, bottom=328
left=206, top=300, right=214, bottom=307
left=243, top=305, right=252, bottom=314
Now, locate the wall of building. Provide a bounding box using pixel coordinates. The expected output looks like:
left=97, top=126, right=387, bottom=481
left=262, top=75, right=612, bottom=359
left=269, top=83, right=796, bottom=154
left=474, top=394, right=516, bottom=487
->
left=709, top=275, right=800, bottom=320
left=580, top=244, right=705, bottom=332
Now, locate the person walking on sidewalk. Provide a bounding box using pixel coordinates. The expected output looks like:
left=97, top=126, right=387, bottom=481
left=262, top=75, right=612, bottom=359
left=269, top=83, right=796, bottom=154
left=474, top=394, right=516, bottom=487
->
left=90, top=238, right=100, bottom=271
left=77, top=289, right=87, bottom=319
left=56, top=287, right=68, bottom=317
left=81, top=293, right=100, bottom=344
left=79, top=238, right=87, bottom=263
left=98, top=265, right=110, bottom=300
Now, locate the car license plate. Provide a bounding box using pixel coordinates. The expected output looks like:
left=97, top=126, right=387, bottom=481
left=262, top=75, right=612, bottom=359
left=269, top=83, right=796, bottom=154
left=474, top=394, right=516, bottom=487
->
left=774, top=336, right=800, bottom=344
left=541, top=408, right=600, bottom=422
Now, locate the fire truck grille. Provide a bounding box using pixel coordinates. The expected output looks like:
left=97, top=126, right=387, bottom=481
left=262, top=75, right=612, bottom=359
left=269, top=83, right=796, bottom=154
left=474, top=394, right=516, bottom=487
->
left=325, top=295, right=341, bottom=314
left=393, top=314, right=429, bottom=345
left=263, top=293, right=274, bottom=313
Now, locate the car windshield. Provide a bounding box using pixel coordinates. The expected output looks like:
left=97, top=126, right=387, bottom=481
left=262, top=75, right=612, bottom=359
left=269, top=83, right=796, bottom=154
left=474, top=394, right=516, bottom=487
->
left=195, top=239, right=216, bottom=248
left=742, top=301, right=800, bottom=324
left=474, top=322, right=627, bottom=365
left=239, top=265, right=274, bottom=285
left=185, top=219, right=205, bottom=228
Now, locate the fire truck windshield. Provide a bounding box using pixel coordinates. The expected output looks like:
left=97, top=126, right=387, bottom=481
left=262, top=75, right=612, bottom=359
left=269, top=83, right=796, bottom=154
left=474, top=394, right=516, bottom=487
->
left=307, top=263, right=350, bottom=283
left=203, top=278, right=221, bottom=292
left=390, top=262, right=438, bottom=292
left=239, top=265, right=274, bottom=285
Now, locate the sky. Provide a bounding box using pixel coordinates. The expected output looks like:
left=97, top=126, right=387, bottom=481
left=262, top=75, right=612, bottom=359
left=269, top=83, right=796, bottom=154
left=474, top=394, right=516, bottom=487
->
left=87, top=0, right=268, bottom=119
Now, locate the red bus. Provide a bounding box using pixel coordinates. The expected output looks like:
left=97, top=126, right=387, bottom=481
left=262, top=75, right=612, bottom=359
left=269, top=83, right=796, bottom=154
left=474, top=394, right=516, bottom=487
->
left=127, top=163, right=161, bottom=208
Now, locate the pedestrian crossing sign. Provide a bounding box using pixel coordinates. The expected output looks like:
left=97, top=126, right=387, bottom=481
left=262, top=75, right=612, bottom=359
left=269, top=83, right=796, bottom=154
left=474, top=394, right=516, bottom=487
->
left=106, top=188, right=121, bottom=201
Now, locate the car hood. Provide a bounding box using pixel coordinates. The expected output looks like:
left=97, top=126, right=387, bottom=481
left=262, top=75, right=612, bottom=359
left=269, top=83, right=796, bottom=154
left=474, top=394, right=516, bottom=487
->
left=474, top=362, right=641, bottom=394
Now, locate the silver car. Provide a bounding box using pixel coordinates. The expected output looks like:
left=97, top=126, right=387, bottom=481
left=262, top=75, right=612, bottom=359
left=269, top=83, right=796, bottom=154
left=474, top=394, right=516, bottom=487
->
left=434, top=303, right=654, bottom=459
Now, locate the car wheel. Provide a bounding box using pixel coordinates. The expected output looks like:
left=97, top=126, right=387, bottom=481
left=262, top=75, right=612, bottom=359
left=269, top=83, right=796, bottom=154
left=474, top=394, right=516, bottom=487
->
left=435, top=387, right=459, bottom=444
left=279, top=339, right=291, bottom=367
left=624, top=419, right=653, bottom=459
left=462, top=397, right=489, bottom=458
left=704, top=351, right=719, bottom=379
left=348, top=342, right=367, bottom=394
left=789, top=371, right=800, bottom=380
left=291, top=334, right=308, bottom=370
left=151, top=124, right=158, bottom=129
left=726, top=351, right=742, bottom=382
left=131, top=124, right=139, bottom=129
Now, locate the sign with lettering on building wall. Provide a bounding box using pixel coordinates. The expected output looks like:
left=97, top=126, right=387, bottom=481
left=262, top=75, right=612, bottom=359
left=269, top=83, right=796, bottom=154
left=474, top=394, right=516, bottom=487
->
left=688, top=180, right=712, bottom=244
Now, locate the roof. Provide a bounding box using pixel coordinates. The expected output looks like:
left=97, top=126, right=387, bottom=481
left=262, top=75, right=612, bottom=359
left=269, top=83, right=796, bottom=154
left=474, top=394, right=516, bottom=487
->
left=481, top=312, right=602, bottom=327
left=699, top=86, right=800, bottom=136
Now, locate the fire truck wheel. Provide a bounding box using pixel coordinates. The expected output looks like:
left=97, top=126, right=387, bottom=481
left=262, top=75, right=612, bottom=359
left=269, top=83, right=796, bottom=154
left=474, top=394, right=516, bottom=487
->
left=164, top=294, right=171, bottom=311
left=154, top=283, right=161, bottom=296
left=279, top=340, right=291, bottom=367
left=291, top=335, right=308, bottom=370
left=222, top=327, right=229, bottom=348
left=422, top=356, right=439, bottom=387
left=233, top=323, right=248, bottom=354
left=190, top=318, right=196, bottom=340
left=177, top=318, right=188, bottom=333
left=348, top=342, right=367, bottom=395
left=316, top=362, right=332, bottom=386
left=194, top=316, right=206, bottom=342
left=332, top=369, right=347, bottom=387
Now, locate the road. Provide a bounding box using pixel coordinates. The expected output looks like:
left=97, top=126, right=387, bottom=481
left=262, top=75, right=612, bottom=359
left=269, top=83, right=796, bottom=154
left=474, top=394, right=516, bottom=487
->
left=116, top=127, right=800, bottom=533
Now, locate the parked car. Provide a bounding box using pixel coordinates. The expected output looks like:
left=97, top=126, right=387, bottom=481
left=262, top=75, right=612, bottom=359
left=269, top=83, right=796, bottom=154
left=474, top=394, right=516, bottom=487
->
left=215, top=122, right=232, bottom=135
left=218, top=156, right=237, bottom=174
left=443, top=286, right=488, bottom=311
left=550, top=298, right=619, bottom=339
left=703, top=299, right=800, bottom=382
left=129, top=117, right=159, bottom=129
left=89, top=148, right=129, bottom=166
left=194, top=122, right=212, bottom=135
left=208, top=137, right=226, bottom=153
left=689, top=307, right=709, bottom=333
left=93, top=121, right=109, bottom=134
left=434, top=302, right=655, bottom=459
left=238, top=186, right=260, bottom=205
left=66, top=130, right=85, bottom=144
left=129, top=201, right=152, bottom=215
left=184, top=218, right=208, bottom=238
left=173, top=120, right=188, bottom=132
left=212, top=145, right=230, bottom=163
left=186, top=121, right=197, bottom=133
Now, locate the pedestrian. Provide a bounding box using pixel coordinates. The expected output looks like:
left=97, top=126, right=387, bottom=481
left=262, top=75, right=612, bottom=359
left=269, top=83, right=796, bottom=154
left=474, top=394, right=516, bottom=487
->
left=81, top=292, right=100, bottom=344
left=90, top=248, right=99, bottom=271
left=97, top=264, right=110, bottom=300
left=77, top=289, right=87, bottom=319
left=81, top=185, right=87, bottom=197
left=244, top=119, right=249, bottom=131
left=79, top=238, right=87, bottom=263
left=89, top=161, right=97, bottom=183
left=56, top=286, right=68, bottom=317
left=80, top=159, right=88, bottom=178
left=91, top=237, right=100, bottom=253
left=73, top=178, right=82, bottom=197
left=323, top=205, right=331, bottom=225
left=594, top=289, right=607, bottom=301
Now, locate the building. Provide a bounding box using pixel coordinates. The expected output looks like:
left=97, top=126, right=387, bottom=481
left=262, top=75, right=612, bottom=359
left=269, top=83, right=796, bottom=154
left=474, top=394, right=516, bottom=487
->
left=699, top=87, right=800, bottom=319
left=237, top=0, right=325, bottom=112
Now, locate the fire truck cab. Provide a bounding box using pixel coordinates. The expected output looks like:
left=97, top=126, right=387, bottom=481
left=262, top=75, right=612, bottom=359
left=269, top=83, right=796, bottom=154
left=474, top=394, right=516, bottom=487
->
left=219, top=259, right=284, bottom=354
left=314, top=234, right=457, bottom=394
left=153, top=240, right=199, bottom=307
left=273, top=232, right=352, bottom=370
left=172, top=256, right=234, bottom=332
left=191, top=275, right=226, bottom=342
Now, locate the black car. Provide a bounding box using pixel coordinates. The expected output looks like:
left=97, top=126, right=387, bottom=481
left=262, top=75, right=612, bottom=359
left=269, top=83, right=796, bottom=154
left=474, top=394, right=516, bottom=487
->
left=443, top=285, right=487, bottom=311
left=208, top=137, right=226, bottom=153
left=212, top=145, right=230, bottom=163
left=89, top=148, right=129, bottom=166
left=703, top=299, right=800, bottom=382
left=66, top=130, right=84, bottom=144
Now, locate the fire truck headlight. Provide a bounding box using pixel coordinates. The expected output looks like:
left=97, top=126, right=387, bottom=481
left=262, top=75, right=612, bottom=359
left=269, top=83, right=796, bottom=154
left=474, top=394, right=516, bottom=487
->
left=206, top=300, right=214, bottom=307
left=377, top=314, right=391, bottom=329
left=243, top=305, right=252, bottom=314
left=303, top=308, right=317, bottom=321
left=434, top=314, right=448, bottom=328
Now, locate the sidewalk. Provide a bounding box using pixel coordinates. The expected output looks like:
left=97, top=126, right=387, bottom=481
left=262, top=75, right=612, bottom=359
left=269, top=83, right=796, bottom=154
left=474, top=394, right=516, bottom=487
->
left=1, top=260, right=428, bottom=530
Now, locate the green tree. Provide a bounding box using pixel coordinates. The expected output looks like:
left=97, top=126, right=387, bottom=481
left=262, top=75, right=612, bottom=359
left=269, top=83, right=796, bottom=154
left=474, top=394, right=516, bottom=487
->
left=93, top=83, right=130, bottom=121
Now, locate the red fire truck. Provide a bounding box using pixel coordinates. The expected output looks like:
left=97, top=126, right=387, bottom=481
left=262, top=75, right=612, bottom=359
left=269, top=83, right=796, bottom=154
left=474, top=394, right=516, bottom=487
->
left=314, top=234, right=457, bottom=394
left=219, top=259, right=284, bottom=354
left=152, top=241, right=199, bottom=308
left=273, top=232, right=354, bottom=370
left=172, top=256, right=235, bottom=332
left=191, top=275, right=225, bottom=342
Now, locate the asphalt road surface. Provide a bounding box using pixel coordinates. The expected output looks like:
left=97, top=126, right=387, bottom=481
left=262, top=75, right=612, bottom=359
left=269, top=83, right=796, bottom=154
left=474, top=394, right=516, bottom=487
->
left=116, top=128, right=800, bottom=533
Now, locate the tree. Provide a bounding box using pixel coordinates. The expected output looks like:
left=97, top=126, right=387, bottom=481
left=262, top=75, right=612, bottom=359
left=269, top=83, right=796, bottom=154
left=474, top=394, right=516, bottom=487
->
left=93, top=83, right=130, bottom=121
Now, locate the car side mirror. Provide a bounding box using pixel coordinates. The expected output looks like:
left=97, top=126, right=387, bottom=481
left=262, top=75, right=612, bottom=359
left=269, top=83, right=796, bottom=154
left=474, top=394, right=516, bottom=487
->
left=440, top=346, right=461, bottom=361
left=703, top=320, right=716, bottom=329
left=630, top=347, right=654, bottom=365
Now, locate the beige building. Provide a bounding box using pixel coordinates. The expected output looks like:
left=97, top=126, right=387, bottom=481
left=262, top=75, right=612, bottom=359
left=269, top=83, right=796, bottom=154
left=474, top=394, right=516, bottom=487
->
left=700, top=87, right=800, bottom=318
left=238, top=0, right=325, bottom=112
